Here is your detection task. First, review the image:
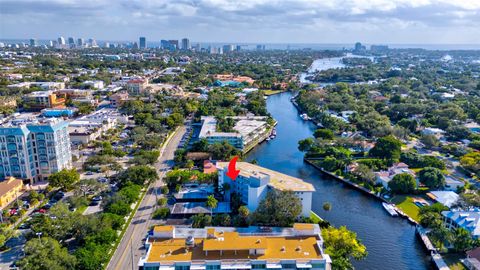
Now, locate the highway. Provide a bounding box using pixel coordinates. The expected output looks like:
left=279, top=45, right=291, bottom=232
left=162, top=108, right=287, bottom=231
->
left=106, top=126, right=186, bottom=270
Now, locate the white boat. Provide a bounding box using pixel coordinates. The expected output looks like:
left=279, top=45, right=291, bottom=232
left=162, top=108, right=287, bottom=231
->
left=382, top=203, right=398, bottom=217
left=266, top=138, right=271, bottom=141
left=300, top=113, right=309, bottom=120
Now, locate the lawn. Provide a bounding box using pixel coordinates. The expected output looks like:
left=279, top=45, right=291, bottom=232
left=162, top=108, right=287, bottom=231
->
left=310, top=211, right=323, bottom=223
left=390, top=195, right=421, bottom=222
left=262, top=90, right=286, bottom=96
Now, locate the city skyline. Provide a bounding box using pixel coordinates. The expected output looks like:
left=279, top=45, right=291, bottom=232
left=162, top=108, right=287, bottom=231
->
left=1, top=0, right=480, bottom=44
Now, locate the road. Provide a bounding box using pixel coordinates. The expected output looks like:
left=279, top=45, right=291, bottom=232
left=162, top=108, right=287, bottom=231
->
left=106, top=126, right=186, bottom=270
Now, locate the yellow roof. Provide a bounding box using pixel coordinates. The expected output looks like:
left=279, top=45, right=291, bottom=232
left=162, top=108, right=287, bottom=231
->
left=203, top=231, right=268, bottom=250
left=293, top=223, right=315, bottom=230
left=154, top=225, right=174, bottom=232
left=217, top=162, right=315, bottom=192
left=146, top=235, right=322, bottom=263
left=0, top=177, right=23, bottom=198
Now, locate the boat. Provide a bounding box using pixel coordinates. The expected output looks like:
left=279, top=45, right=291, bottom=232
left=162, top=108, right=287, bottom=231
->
left=300, top=113, right=310, bottom=121
left=382, top=203, right=398, bottom=217
left=266, top=137, right=271, bottom=142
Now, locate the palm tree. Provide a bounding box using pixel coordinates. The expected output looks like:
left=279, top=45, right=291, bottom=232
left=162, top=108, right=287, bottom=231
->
left=206, top=195, right=218, bottom=217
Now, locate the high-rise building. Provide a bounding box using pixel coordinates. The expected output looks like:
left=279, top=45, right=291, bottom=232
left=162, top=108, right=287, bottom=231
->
left=139, top=37, right=146, bottom=49
left=181, top=38, right=190, bottom=50
left=67, top=37, right=75, bottom=47
left=169, top=40, right=179, bottom=50
left=354, top=42, right=362, bottom=51
left=29, top=38, right=37, bottom=47
left=49, top=40, right=54, bottom=47
left=77, top=38, right=84, bottom=47
left=0, top=117, right=72, bottom=182
left=58, top=36, right=66, bottom=45
left=88, top=38, right=97, bottom=48
left=370, top=44, right=389, bottom=53
left=223, top=44, right=234, bottom=53
left=236, top=45, right=242, bottom=51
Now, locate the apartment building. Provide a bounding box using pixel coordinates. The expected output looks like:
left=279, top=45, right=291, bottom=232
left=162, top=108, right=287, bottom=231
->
left=199, top=116, right=269, bottom=152
left=23, top=90, right=66, bottom=111
left=138, top=224, right=331, bottom=270
left=217, top=162, right=314, bottom=217
left=0, top=116, right=72, bottom=182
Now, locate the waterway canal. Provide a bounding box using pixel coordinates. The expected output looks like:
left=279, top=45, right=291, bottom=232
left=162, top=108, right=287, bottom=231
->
left=245, top=92, right=431, bottom=269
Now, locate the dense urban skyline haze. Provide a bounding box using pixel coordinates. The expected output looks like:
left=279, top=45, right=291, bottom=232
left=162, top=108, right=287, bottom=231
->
left=0, top=0, right=480, bottom=44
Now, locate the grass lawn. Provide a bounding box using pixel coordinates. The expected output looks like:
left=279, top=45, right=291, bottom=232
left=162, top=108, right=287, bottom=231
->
left=443, top=253, right=467, bottom=270
left=263, top=90, right=286, bottom=96
left=390, top=195, right=421, bottom=222
left=310, top=211, right=322, bottom=223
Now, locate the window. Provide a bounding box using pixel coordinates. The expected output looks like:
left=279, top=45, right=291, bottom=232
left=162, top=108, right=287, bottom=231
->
left=174, top=266, right=190, bottom=270
left=251, top=264, right=266, bottom=269
left=206, top=265, right=221, bottom=270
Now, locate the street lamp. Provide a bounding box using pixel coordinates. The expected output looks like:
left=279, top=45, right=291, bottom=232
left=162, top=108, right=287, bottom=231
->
left=35, top=232, right=42, bottom=240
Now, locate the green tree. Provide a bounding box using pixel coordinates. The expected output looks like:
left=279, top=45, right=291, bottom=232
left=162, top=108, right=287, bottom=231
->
left=388, top=173, right=416, bottom=194
left=251, top=190, right=302, bottom=227
left=322, top=226, right=367, bottom=270
left=369, top=135, right=402, bottom=163
left=48, top=168, right=80, bottom=190
left=421, top=134, right=440, bottom=149
left=206, top=195, right=218, bottom=216
left=452, top=227, right=474, bottom=252
left=17, top=237, right=77, bottom=270
left=314, top=129, right=334, bottom=140
left=117, top=165, right=158, bottom=187
left=418, top=167, right=445, bottom=189
left=153, top=207, right=170, bottom=219
left=298, top=138, right=315, bottom=152
left=191, top=214, right=212, bottom=228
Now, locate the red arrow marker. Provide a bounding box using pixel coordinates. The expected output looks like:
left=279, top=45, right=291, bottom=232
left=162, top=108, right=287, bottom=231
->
left=226, top=156, right=240, bottom=181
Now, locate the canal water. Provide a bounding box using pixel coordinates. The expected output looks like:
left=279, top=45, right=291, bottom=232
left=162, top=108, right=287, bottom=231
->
left=245, top=92, right=431, bottom=269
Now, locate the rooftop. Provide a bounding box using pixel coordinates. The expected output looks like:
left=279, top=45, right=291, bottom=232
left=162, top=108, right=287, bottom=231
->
left=146, top=225, right=323, bottom=263
left=217, top=162, right=315, bottom=192
left=199, top=116, right=267, bottom=139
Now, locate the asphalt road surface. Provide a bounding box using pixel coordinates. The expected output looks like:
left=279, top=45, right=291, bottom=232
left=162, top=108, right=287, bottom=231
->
left=106, top=126, right=186, bottom=270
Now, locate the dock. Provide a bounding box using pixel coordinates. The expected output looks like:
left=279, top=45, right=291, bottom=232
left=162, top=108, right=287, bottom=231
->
left=416, top=226, right=450, bottom=270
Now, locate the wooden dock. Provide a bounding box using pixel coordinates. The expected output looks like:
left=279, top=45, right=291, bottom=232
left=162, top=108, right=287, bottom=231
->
left=416, top=226, right=450, bottom=270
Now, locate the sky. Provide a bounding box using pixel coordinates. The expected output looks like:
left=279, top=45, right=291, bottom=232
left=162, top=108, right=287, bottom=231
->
left=1, top=0, right=480, bottom=44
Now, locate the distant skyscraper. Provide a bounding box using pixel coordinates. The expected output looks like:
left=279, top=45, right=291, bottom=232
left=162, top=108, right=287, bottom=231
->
left=256, top=44, right=265, bottom=51
left=139, top=37, right=146, bottom=49
left=68, top=37, right=75, bottom=46
left=49, top=40, right=54, bottom=47
left=29, top=38, right=37, bottom=47
left=354, top=42, right=362, bottom=51
left=223, top=44, right=234, bottom=53
left=58, top=36, right=66, bottom=45
left=236, top=45, right=242, bottom=51
left=88, top=38, right=97, bottom=47
left=181, top=38, right=190, bottom=50
left=168, top=40, right=179, bottom=50
left=77, top=38, right=84, bottom=47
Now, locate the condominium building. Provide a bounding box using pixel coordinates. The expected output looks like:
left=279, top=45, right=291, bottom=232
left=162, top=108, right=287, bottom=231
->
left=0, top=116, right=72, bottom=182
left=22, top=90, right=66, bottom=111
left=138, top=224, right=331, bottom=270
left=217, top=162, right=315, bottom=217
left=199, top=116, right=269, bottom=152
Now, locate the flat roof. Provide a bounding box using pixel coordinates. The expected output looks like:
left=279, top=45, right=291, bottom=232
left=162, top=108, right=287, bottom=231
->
left=199, top=116, right=267, bottom=139
left=146, top=234, right=322, bottom=263
left=217, top=162, right=315, bottom=192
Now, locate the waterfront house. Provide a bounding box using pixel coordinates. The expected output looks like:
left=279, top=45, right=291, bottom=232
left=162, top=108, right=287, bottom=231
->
left=442, top=209, right=480, bottom=239
left=138, top=224, right=332, bottom=270
left=375, top=162, right=416, bottom=190
left=426, top=191, right=459, bottom=208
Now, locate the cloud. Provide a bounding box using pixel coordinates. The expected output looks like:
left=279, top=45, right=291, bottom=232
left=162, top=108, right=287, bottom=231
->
left=0, top=0, right=479, bottom=43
